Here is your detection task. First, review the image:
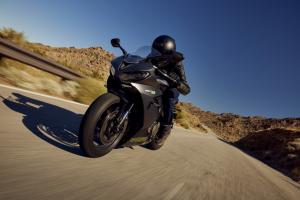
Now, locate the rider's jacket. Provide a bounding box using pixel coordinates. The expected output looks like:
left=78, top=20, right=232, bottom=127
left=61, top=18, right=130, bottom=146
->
left=151, top=51, right=191, bottom=95
left=169, top=61, right=190, bottom=95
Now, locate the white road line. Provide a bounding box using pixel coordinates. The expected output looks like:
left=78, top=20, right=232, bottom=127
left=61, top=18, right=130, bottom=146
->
left=165, top=182, right=185, bottom=200
left=0, top=83, right=88, bottom=107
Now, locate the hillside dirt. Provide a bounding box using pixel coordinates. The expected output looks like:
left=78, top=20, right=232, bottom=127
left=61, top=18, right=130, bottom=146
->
left=235, top=129, right=300, bottom=182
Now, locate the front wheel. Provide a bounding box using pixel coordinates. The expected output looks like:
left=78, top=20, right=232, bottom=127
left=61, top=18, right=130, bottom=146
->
left=79, top=93, right=128, bottom=157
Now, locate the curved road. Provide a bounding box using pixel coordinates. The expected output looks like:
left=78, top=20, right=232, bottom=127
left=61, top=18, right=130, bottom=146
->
left=0, top=85, right=299, bottom=200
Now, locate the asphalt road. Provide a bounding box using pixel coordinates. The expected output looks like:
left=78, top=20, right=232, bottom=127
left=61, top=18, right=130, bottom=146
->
left=0, top=85, right=299, bottom=200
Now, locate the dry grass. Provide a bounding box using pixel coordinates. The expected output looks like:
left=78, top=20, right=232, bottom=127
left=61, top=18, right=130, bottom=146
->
left=175, top=103, right=208, bottom=132
left=0, top=59, right=75, bottom=96
left=0, top=58, right=105, bottom=105
left=74, top=78, right=106, bottom=104
left=0, top=27, right=26, bottom=46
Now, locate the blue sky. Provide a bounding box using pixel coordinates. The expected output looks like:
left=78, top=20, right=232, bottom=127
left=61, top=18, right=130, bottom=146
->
left=1, top=0, right=299, bottom=118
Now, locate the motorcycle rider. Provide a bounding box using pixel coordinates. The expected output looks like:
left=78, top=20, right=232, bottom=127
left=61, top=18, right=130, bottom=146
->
left=151, top=35, right=191, bottom=144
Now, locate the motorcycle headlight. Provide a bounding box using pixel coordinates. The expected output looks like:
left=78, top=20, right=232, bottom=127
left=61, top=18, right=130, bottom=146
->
left=119, top=71, right=150, bottom=82
left=110, top=66, right=116, bottom=76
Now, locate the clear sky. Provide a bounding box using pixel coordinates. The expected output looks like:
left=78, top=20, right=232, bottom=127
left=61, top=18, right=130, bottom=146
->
left=1, top=0, right=299, bottom=118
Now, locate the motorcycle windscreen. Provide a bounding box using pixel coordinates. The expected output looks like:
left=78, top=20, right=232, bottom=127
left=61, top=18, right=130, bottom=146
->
left=123, top=54, right=144, bottom=64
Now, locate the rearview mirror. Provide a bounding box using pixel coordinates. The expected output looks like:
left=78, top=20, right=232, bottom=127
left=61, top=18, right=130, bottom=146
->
left=111, top=38, right=120, bottom=47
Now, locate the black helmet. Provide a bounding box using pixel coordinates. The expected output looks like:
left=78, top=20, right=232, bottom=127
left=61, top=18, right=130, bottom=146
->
left=152, top=35, right=176, bottom=55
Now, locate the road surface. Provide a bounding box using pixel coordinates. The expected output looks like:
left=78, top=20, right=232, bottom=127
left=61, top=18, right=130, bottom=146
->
left=0, top=84, right=299, bottom=200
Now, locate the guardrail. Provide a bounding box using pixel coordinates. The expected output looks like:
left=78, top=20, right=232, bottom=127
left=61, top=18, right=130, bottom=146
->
left=0, top=38, right=83, bottom=80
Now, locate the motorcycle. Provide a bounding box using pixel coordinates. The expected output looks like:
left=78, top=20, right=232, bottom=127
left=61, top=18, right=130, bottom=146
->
left=79, top=38, right=183, bottom=157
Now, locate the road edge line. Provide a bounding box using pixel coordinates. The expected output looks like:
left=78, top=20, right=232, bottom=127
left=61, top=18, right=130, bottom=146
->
left=0, top=83, right=89, bottom=107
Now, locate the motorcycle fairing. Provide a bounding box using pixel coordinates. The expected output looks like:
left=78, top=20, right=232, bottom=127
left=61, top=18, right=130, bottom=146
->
left=122, top=83, right=163, bottom=146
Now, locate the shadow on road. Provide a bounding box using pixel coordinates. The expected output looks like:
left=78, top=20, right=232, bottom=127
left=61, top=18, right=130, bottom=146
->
left=1, top=92, right=85, bottom=156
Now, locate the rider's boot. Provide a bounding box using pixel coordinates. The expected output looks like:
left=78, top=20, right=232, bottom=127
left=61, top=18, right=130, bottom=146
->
left=156, top=124, right=172, bottom=145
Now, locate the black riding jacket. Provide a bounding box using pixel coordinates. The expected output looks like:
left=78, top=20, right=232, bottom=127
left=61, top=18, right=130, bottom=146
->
left=168, top=61, right=190, bottom=95
left=151, top=52, right=190, bottom=95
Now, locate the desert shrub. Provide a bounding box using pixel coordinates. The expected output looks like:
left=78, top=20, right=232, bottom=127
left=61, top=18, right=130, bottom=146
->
left=175, top=104, right=207, bottom=132
left=74, top=78, right=106, bottom=104
left=0, top=63, right=79, bottom=97
left=0, top=58, right=58, bottom=78
left=0, top=27, right=26, bottom=46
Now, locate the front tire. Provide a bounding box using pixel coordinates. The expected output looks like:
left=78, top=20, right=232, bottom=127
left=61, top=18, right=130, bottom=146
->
left=79, top=93, right=126, bottom=157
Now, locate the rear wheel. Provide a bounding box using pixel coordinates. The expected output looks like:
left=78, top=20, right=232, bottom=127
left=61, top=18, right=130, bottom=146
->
left=79, top=93, right=128, bottom=157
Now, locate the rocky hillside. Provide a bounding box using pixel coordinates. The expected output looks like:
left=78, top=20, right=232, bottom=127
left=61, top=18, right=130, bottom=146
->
left=179, top=102, right=300, bottom=142
left=29, top=43, right=114, bottom=80
left=236, top=129, right=300, bottom=182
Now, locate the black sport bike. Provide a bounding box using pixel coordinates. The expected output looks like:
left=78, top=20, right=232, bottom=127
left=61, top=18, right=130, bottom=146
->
left=79, top=38, right=183, bottom=157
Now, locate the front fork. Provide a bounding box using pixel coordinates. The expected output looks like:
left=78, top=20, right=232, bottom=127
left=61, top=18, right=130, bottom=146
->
left=115, top=103, right=134, bottom=132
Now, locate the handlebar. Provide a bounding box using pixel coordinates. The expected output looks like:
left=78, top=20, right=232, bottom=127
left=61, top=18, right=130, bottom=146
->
left=153, top=65, right=177, bottom=84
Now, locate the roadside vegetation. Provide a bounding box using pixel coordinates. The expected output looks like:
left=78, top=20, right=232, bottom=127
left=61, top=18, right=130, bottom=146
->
left=0, top=27, right=108, bottom=104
